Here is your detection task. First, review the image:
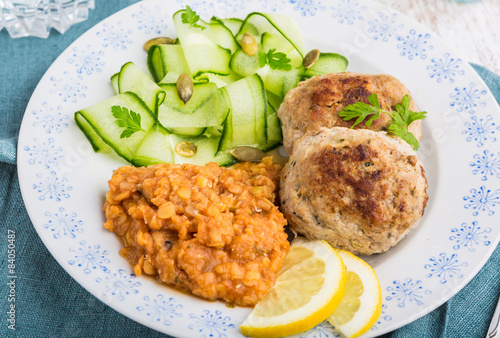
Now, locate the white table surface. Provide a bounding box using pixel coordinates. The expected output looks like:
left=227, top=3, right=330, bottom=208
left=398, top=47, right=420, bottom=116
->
left=375, top=0, right=500, bottom=74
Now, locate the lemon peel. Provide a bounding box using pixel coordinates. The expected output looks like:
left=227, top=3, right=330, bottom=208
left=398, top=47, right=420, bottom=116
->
left=328, top=249, right=382, bottom=338
left=241, top=237, right=346, bottom=337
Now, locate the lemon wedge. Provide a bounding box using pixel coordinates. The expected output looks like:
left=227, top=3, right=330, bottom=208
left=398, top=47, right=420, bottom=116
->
left=240, top=237, right=346, bottom=338
left=327, top=249, right=382, bottom=338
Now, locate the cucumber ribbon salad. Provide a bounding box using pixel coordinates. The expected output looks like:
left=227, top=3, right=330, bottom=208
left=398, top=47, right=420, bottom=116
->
left=74, top=7, right=348, bottom=167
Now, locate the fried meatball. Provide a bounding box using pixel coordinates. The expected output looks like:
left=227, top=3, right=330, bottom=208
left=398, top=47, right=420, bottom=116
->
left=280, top=127, right=428, bottom=255
left=278, top=72, right=422, bottom=154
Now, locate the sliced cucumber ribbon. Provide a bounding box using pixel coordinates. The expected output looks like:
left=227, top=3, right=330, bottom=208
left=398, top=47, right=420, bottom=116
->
left=74, top=9, right=348, bottom=167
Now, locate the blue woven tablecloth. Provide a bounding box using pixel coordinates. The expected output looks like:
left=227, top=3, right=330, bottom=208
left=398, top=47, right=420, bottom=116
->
left=1, top=1, right=499, bottom=337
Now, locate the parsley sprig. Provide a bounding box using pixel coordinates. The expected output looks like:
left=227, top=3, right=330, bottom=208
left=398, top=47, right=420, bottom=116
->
left=258, top=49, right=292, bottom=71
left=112, top=105, right=144, bottom=138
left=181, top=6, right=205, bottom=31
left=338, top=94, right=427, bottom=150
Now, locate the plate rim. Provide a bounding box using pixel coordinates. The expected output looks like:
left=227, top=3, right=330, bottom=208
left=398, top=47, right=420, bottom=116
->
left=16, top=0, right=500, bottom=337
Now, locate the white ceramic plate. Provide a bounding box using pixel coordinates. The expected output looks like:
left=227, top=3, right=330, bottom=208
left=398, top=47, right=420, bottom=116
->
left=17, top=0, right=500, bottom=337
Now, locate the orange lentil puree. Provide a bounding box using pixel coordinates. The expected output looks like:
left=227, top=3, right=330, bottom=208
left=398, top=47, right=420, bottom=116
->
left=103, top=156, right=289, bottom=307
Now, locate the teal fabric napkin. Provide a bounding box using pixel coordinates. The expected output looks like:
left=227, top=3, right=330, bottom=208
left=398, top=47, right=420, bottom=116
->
left=0, top=1, right=499, bottom=337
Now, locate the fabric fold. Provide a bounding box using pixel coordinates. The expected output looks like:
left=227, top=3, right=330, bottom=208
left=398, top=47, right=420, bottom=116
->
left=0, top=137, right=18, bottom=165
left=0, top=1, right=499, bottom=335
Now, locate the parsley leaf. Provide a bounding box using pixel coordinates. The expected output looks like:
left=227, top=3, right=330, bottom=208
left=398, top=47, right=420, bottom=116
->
left=181, top=6, right=205, bottom=31
left=258, top=51, right=268, bottom=68
left=258, top=49, right=292, bottom=71
left=388, top=122, right=420, bottom=150
left=393, top=95, right=427, bottom=127
left=337, top=95, right=381, bottom=128
left=111, top=105, right=144, bottom=139
left=337, top=94, right=427, bottom=150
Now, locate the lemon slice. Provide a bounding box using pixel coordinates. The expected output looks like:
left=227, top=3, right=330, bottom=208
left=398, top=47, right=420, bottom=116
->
left=328, top=250, right=382, bottom=338
left=241, top=237, right=346, bottom=338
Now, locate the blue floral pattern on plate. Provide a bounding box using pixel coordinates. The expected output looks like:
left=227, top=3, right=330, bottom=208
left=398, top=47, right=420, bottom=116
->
left=188, top=309, right=235, bottom=338
left=470, top=150, right=500, bottom=180
left=371, top=304, right=392, bottom=331
left=43, top=207, right=83, bottom=239
left=33, top=172, right=72, bottom=202
left=463, top=186, right=500, bottom=216
left=96, top=269, right=141, bottom=302
left=450, top=82, right=487, bottom=114
left=366, top=11, right=403, bottom=42
left=300, top=320, right=340, bottom=338
left=175, top=0, right=214, bottom=19
left=290, top=0, right=326, bottom=16
left=396, top=29, right=433, bottom=60
left=68, top=240, right=110, bottom=274
left=424, top=253, right=468, bottom=284
left=256, top=0, right=286, bottom=13
left=24, top=138, right=63, bottom=169
left=132, top=4, right=168, bottom=35
left=137, top=294, right=183, bottom=326
left=427, top=53, right=464, bottom=84
left=462, top=115, right=500, bottom=147
left=49, top=72, right=87, bottom=103
left=331, top=0, right=367, bottom=25
left=67, top=45, right=105, bottom=76
left=450, top=221, right=491, bottom=252
left=32, top=102, right=69, bottom=134
left=385, top=278, right=431, bottom=307
left=96, top=22, right=133, bottom=50
left=214, top=0, right=248, bottom=14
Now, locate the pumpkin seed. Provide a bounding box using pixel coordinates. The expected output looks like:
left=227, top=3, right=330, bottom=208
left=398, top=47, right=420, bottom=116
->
left=175, top=141, right=197, bottom=157
left=143, top=37, right=176, bottom=51
left=176, top=73, right=193, bottom=104
left=240, top=33, right=258, bottom=56
left=230, top=146, right=266, bottom=162
left=303, top=49, right=320, bottom=69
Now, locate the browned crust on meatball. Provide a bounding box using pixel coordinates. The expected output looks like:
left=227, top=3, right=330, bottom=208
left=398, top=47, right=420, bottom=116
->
left=278, top=72, right=422, bottom=154
left=280, top=127, right=428, bottom=255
